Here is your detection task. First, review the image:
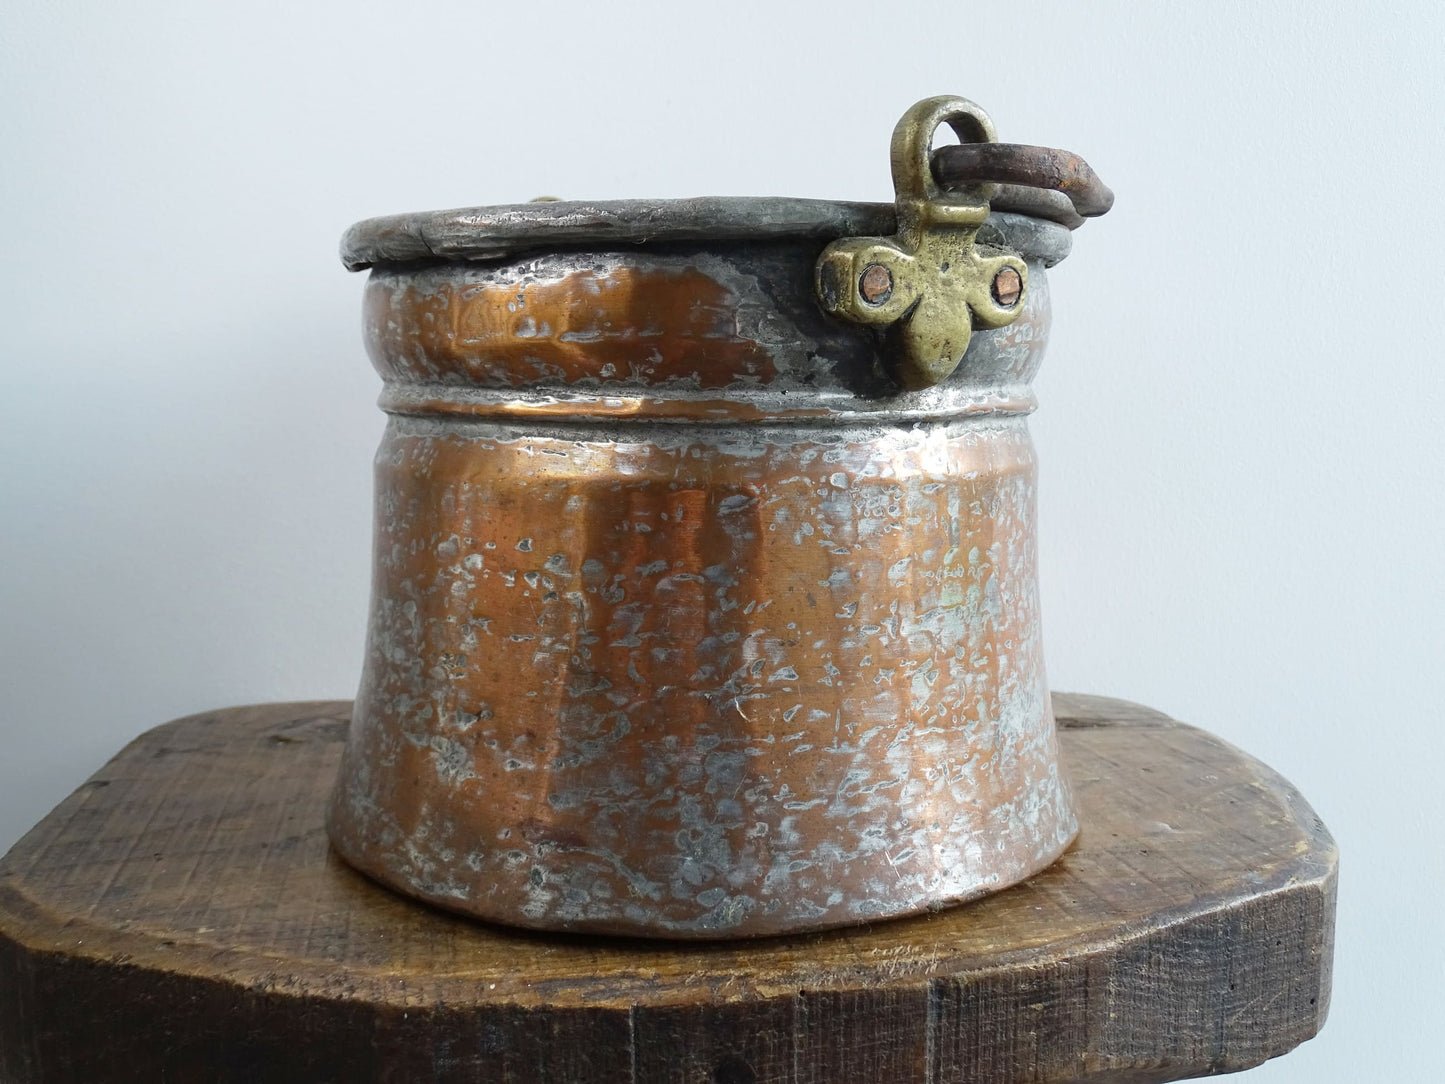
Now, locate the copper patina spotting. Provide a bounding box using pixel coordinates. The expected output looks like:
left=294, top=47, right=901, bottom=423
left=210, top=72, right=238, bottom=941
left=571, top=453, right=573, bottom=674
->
left=327, top=96, right=1111, bottom=938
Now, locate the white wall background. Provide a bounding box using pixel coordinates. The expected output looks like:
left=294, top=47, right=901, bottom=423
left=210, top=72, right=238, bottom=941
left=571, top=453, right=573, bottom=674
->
left=2, top=1, right=1441, bottom=1078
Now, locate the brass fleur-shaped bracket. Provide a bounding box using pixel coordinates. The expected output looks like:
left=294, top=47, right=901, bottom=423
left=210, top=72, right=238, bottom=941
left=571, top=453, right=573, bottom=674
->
left=815, top=96, right=1028, bottom=390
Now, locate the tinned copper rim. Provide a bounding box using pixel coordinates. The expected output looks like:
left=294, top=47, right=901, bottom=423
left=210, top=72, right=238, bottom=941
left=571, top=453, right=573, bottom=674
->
left=341, top=202, right=1073, bottom=272
left=375, top=385, right=1041, bottom=424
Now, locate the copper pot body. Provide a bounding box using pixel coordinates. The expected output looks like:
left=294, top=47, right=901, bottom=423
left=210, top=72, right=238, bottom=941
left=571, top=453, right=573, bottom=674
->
left=327, top=212, right=1078, bottom=937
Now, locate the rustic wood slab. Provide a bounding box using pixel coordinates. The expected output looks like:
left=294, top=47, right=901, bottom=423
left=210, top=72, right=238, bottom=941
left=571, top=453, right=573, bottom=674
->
left=0, top=694, right=1335, bottom=1083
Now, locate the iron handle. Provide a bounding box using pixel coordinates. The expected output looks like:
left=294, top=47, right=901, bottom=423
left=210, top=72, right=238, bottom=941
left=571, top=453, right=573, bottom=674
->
left=933, top=142, right=1114, bottom=223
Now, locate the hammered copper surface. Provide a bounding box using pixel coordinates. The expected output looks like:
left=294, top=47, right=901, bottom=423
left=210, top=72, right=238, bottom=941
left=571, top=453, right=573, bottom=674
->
left=328, top=213, right=1079, bottom=938
left=364, top=266, right=779, bottom=389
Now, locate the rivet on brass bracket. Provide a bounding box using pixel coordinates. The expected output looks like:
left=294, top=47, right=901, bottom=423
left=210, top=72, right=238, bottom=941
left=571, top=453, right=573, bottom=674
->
left=815, top=96, right=1028, bottom=390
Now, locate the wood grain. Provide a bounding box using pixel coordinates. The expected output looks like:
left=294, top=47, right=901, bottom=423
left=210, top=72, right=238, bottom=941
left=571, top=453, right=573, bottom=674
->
left=0, top=694, right=1335, bottom=1083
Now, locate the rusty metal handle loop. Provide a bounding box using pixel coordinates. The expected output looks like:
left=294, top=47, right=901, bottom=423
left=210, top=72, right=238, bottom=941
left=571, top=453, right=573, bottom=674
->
left=932, top=142, right=1114, bottom=226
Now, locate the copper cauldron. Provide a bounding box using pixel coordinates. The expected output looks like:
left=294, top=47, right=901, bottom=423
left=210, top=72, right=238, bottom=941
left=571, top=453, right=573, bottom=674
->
left=327, top=96, right=1112, bottom=938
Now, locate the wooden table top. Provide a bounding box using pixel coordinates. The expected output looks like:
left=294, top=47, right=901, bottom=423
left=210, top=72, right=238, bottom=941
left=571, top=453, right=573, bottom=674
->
left=0, top=693, right=1335, bottom=1083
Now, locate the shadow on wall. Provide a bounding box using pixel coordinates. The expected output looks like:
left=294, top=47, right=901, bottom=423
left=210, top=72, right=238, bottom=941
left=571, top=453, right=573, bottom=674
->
left=0, top=291, right=381, bottom=852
